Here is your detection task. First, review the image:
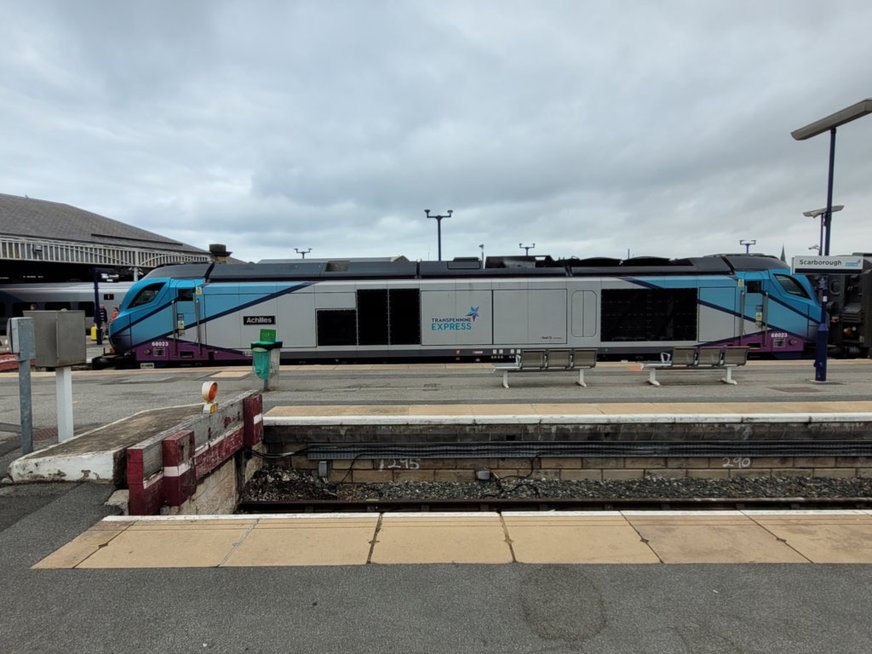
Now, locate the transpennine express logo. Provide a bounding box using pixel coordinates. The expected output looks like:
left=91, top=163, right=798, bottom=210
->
left=432, top=306, right=480, bottom=331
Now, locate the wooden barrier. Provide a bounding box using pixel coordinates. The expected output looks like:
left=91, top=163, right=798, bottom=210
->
left=126, top=391, right=262, bottom=515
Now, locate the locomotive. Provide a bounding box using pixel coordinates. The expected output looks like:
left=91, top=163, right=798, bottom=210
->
left=106, top=253, right=821, bottom=367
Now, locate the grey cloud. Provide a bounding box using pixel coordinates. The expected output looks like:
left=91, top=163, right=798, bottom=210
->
left=1, top=1, right=871, bottom=264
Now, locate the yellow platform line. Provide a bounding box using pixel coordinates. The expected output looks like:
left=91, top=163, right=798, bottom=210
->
left=33, top=510, right=872, bottom=569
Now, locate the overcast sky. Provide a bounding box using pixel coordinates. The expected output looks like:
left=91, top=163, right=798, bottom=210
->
left=2, top=1, right=871, bottom=264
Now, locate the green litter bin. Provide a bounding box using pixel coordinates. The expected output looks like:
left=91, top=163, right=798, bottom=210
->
left=251, top=339, right=283, bottom=389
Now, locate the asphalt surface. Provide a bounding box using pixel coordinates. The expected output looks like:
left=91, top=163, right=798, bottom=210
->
left=2, top=356, right=872, bottom=652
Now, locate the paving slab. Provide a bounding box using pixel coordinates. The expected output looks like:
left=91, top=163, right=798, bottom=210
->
left=222, top=514, right=378, bottom=567
left=625, top=511, right=810, bottom=564
left=75, top=518, right=257, bottom=568
left=502, top=511, right=659, bottom=564
left=748, top=511, right=872, bottom=563
left=34, top=519, right=136, bottom=569
left=371, top=512, right=513, bottom=564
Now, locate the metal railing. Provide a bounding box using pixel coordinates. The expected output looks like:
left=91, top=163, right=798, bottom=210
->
left=0, top=235, right=211, bottom=271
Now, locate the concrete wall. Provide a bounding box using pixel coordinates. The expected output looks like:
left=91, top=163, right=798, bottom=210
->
left=283, top=448, right=872, bottom=482
left=165, top=446, right=263, bottom=516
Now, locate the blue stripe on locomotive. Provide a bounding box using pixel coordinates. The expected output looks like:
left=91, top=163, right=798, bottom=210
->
left=111, top=277, right=309, bottom=351
left=621, top=270, right=818, bottom=338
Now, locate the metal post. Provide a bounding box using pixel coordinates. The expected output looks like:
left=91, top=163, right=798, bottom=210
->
left=824, top=128, right=837, bottom=256
left=19, top=357, right=33, bottom=455
left=425, top=210, right=453, bottom=261
left=9, top=317, right=35, bottom=455
left=815, top=127, right=837, bottom=382
left=55, top=367, right=75, bottom=442
left=92, top=270, right=103, bottom=345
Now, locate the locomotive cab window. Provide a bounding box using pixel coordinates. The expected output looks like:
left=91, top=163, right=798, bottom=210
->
left=129, top=283, right=165, bottom=308
left=774, top=274, right=810, bottom=299
left=177, top=288, right=194, bottom=302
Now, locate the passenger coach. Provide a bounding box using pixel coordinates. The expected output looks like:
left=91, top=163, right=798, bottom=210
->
left=107, top=254, right=820, bottom=366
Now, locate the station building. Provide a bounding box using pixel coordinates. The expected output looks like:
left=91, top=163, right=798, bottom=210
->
left=0, top=192, right=215, bottom=283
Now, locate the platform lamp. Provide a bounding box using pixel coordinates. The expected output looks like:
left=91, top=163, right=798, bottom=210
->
left=792, top=98, right=872, bottom=382
left=425, top=209, right=453, bottom=261
left=802, top=205, right=843, bottom=255
left=739, top=239, right=756, bottom=254
left=294, top=248, right=311, bottom=259
left=519, top=243, right=535, bottom=256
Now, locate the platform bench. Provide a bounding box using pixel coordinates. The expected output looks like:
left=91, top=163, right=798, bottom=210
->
left=494, top=348, right=597, bottom=388
left=640, top=346, right=750, bottom=386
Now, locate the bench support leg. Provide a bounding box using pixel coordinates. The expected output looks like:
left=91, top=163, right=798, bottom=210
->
left=646, top=369, right=660, bottom=386
left=576, top=368, right=587, bottom=387
left=502, top=370, right=510, bottom=389
left=721, top=367, right=737, bottom=385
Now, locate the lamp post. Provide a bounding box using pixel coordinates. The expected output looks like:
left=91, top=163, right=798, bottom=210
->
left=519, top=243, right=535, bottom=256
left=739, top=239, right=756, bottom=254
left=478, top=243, right=485, bottom=268
left=792, top=98, right=872, bottom=382
left=425, top=209, right=452, bottom=261
left=295, top=248, right=311, bottom=259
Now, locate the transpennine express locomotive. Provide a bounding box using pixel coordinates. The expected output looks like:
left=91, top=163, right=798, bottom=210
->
left=107, top=253, right=821, bottom=367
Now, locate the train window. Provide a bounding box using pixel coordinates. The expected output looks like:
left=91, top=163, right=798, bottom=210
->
left=78, top=302, right=95, bottom=317
left=46, top=302, right=72, bottom=310
left=13, top=303, right=30, bottom=317
left=102, top=293, right=115, bottom=301
left=746, top=281, right=762, bottom=293
left=0, top=304, right=5, bottom=318
left=774, top=274, right=810, bottom=298
left=129, top=283, right=165, bottom=308
left=601, top=288, right=697, bottom=341
left=177, top=288, right=194, bottom=301
left=317, top=310, right=357, bottom=346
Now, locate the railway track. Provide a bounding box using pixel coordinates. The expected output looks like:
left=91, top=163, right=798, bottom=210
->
left=237, top=496, right=872, bottom=513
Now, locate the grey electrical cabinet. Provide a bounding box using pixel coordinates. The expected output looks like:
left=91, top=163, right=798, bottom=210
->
left=23, top=310, right=87, bottom=368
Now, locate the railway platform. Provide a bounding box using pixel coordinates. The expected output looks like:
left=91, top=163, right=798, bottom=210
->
left=33, top=509, right=872, bottom=568
left=3, top=359, right=872, bottom=652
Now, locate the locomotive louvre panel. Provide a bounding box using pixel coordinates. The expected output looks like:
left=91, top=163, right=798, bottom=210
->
left=388, top=288, right=421, bottom=345
left=493, top=288, right=567, bottom=345
left=357, top=289, right=389, bottom=345
left=317, top=309, right=357, bottom=346
left=601, top=287, right=698, bottom=341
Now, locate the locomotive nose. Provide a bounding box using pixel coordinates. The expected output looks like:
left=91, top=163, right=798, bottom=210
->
left=108, top=315, right=132, bottom=352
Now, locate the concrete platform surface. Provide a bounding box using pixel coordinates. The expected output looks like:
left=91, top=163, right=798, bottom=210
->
left=34, top=509, right=872, bottom=569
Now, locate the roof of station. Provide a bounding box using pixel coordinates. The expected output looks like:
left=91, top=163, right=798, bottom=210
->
left=0, top=193, right=207, bottom=255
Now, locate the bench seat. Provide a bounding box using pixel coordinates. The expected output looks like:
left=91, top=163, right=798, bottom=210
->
left=640, top=346, right=750, bottom=386
left=496, top=348, right=597, bottom=388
